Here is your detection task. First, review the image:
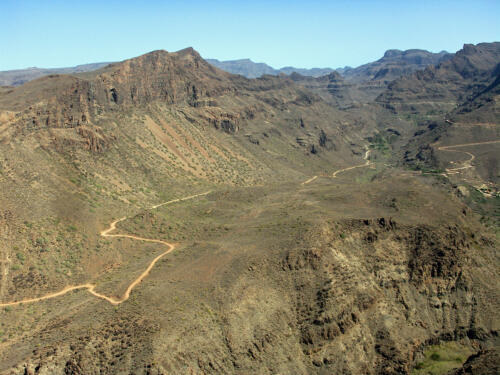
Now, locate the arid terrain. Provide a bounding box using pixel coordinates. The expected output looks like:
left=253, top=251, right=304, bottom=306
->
left=0, top=42, right=498, bottom=374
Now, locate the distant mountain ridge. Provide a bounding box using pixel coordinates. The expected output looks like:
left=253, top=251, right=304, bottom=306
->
left=377, top=42, right=500, bottom=113
left=206, top=49, right=452, bottom=81
left=342, top=49, right=452, bottom=83
left=0, top=48, right=452, bottom=87
left=206, top=58, right=334, bottom=78
left=0, top=62, right=111, bottom=86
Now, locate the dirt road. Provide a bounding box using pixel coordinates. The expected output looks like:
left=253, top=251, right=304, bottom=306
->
left=301, top=175, right=318, bottom=185
left=332, top=149, right=371, bottom=178
left=436, top=140, right=500, bottom=174
left=300, top=148, right=372, bottom=185
left=0, top=191, right=210, bottom=307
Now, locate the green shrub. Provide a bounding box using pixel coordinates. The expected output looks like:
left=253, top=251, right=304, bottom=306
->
left=430, top=352, right=440, bottom=361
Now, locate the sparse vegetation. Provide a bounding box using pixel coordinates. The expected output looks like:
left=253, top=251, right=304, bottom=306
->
left=412, top=342, right=474, bottom=375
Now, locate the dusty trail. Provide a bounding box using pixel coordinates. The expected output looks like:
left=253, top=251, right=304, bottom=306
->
left=436, top=140, right=500, bottom=174
left=300, top=148, right=372, bottom=185
left=0, top=226, right=11, bottom=301
left=301, top=175, right=318, bottom=185
left=332, top=149, right=371, bottom=178
left=0, top=191, right=211, bottom=307
left=0, top=253, right=9, bottom=301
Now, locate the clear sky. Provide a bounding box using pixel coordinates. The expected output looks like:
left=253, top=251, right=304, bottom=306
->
left=1, top=0, right=499, bottom=71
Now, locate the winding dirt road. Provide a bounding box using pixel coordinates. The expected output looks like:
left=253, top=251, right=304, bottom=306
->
left=300, top=148, right=372, bottom=185
left=332, top=149, right=371, bottom=178
left=0, top=191, right=210, bottom=307
left=436, top=140, right=500, bottom=174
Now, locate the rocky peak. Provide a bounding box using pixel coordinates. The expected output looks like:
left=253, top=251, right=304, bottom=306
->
left=325, top=71, right=344, bottom=82
left=383, top=49, right=403, bottom=58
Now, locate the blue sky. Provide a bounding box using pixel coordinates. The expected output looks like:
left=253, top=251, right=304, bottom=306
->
left=1, top=0, right=499, bottom=70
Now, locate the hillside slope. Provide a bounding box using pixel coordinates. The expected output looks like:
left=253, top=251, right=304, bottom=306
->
left=0, top=47, right=368, bottom=305
left=0, top=46, right=498, bottom=374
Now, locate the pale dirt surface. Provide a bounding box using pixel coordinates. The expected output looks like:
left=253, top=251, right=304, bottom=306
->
left=0, top=191, right=210, bottom=307
left=301, top=148, right=371, bottom=185
left=0, top=253, right=9, bottom=302
left=0, top=225, right=11, bottom=302
left=332, top=148, right=371, bottom=177
left=301, top=175, right=318, bottom=185
left=436, top=140, right=500, bottom=174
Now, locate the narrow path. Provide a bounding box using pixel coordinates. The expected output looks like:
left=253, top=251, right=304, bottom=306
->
left=301, top=175, right=318, bottom=185
left=0, top=252, right=9, bottom=301
left=0, top=226, right=11, bottom=301
left=332, top=149, right=371, bottom=178
left=0, top=191, right=211, bottom=307
left=300, top=147, right=372, bottom=185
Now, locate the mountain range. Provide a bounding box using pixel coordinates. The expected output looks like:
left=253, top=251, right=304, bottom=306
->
left=205, top=58, right=335, bottom=78
left=0, top=42, right=498, bottom=374
left=0, top=62, right=111, bottom=87
left=0, top=48, right=451, bottom=86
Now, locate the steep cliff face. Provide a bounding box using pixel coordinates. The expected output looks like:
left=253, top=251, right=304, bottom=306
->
left=450, top=69, right=500, bottom=124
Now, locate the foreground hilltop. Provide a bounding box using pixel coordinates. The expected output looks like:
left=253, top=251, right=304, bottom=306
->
left=0, top=45, right=499, bottom=374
